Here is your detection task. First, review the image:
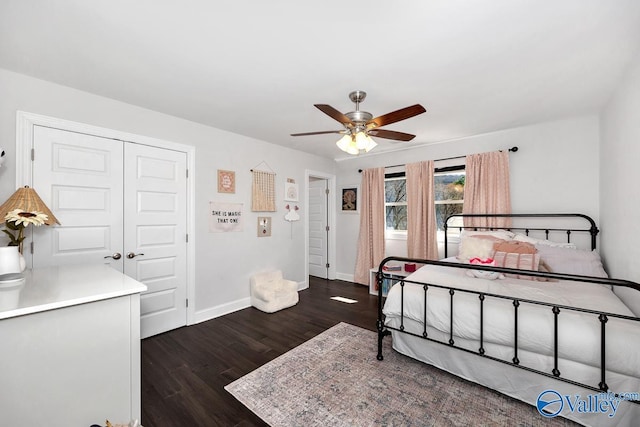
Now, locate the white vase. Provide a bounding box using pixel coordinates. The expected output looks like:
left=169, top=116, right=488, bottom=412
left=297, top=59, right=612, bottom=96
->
left=0, top=246, right=22, bottom=275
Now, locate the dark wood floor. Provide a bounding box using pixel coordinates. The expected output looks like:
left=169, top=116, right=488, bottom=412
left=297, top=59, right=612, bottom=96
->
left=141, top=277, right=378, bottom=427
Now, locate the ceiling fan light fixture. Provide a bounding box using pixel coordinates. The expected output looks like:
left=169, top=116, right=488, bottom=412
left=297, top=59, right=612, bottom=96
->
left=336, top=132, right=376, bottom=155
left=354, top=131, right=369, bottom=150
left=336, top=134, right=359, bottom=155
left=295, top=90, right=426, bottom=155
left=364, top=136, right=377, bottom=152
left=346, top=143, right=359, bottom=156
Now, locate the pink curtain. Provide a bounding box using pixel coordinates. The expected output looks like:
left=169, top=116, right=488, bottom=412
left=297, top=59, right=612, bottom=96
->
left=354, top=168, right=386, bottom=285
left=406, top=161, right=438, bottom=259
left=463, top=151, right=512, bottom=229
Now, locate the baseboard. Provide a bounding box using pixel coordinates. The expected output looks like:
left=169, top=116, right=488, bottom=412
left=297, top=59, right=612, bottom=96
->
left=335, top=272, right=355, bottom=283
left=192, top=297, right=251, bottom=325
left=191, top=282, right=307, bottom=325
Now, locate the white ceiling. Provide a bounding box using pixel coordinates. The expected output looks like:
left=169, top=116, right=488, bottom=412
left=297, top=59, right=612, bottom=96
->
left=1, top=1, right=640, bottom=160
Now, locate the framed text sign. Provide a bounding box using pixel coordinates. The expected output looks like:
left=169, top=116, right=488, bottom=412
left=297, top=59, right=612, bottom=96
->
left=209, top=202, right=243, bottom=232
left=217, top=170, right=236, bottom=193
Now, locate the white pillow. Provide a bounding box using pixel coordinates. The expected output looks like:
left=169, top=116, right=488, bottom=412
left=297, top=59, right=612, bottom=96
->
left=457, top=236, right=500, bottom=261
left=513, top=233, right=576, bottom=249
left=535, top=245, right=608, bottom=278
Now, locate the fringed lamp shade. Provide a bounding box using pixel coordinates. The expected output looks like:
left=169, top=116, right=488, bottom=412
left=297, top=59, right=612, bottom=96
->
left=0, top=186, right=60, bottom=225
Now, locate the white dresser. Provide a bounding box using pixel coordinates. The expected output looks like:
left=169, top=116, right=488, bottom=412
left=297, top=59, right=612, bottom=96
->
left=0, top=264, right=147, bottom=427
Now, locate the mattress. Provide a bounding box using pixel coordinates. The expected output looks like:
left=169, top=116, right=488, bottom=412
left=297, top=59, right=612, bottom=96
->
left=383, top=262, right=640, bottom=378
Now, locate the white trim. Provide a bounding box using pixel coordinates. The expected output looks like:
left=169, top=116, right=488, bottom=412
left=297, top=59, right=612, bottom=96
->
left=193, top=298, right=252, bottom=324
left=335, top=272, right=355, bottom=283
left=305, top=170, right=337, bottom=283
left=193, top=279, right=307, bottom=324
left=385, top=230, right=408, bottom=241
left=15, top=111, right=197, bottom=327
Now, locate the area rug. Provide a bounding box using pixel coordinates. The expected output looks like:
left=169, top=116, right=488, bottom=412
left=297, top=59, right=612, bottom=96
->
left=225, top=322, right=576, bottom=426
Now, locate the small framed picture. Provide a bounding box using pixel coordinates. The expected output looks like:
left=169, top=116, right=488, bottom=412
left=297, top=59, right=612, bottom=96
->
left=217, top=170, right=236, bottom=193
left=341, top=186, right=358, bottom=213
left=284, top=181, right=299, bottom=202
left=257, top=216, right=272, bottom=237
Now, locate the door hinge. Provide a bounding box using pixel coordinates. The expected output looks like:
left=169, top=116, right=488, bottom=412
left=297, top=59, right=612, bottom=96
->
left=325, top=188, right=329, bottom=195
left=186, top=169, right=189, bottom=178
left=30, top=241, right=34, bottom=254
left=186, top=298, right=189, bottom=308
left=186, top=234, right=189, bottom=243
left=325, top=263, right=330, bottom=268
left=31, top=148, right=35, bottom=161
left=325, top=225, right=330, bottom=232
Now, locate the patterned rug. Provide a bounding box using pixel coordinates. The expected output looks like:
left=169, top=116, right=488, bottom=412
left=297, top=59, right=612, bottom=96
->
left=225, top=322, right=576, bottom=426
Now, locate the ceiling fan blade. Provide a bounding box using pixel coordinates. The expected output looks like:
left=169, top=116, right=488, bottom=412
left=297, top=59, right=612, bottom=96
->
left=368, top=129, right=416, bottom=141
left=314, top=104, right=353, bottom=125
left=367, top=104, right=426, bottom=129
left=290, top=130, right=344, bottom=137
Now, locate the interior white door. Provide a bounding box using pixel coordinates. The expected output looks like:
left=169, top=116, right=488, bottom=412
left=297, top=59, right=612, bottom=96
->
left=308, top=178, right=328, bottom=278
left=31, top=126, right=188, bottom=338
left=31, top=126, right=125, bottom=270
left=124, top=143, right=187, bottom=338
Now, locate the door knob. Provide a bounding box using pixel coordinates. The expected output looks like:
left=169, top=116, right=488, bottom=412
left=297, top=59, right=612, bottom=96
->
left=104, top=252, right=122, bottom=260
left=126, top=252, right=145, bottom=259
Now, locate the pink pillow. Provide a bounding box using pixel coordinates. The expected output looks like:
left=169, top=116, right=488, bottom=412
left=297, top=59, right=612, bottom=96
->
left=493, top=240, right=537, bottom=254
left=493, top=251, right=540, bottom=280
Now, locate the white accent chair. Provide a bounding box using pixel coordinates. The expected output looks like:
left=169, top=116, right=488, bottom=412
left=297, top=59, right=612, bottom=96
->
left=250, top=270, right=299, bottom=313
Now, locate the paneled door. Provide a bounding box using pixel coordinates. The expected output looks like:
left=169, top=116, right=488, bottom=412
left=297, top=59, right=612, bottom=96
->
left=32, top=126, right=125, bottom=269
left=308, top=178, right=328, bottom=278
left=31, top=126, right=188, bottom=338
left=123, top=143, right=187, bottom=338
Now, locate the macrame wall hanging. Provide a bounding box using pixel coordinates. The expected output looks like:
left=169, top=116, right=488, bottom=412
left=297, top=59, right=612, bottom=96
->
left=251, top=162, right=276, bottom=212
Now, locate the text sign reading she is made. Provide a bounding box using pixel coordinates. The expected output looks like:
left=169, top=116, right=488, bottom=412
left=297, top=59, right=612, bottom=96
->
left=209, top=202, right=244, bottom=232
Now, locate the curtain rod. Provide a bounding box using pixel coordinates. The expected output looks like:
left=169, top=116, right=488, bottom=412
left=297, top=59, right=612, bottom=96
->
left=358, top=146, right=518, bottom=173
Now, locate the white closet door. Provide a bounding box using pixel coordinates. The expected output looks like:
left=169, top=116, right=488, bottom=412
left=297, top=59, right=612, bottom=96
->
left=31, top=126, right=189, bottom=338
left=31, top=126, right=124, bottom=270
left=124, top=143, right=187, bottom=338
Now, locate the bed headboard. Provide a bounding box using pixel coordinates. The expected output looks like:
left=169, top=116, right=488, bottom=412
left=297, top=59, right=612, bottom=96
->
left=443, top=213, right=599, bottom=258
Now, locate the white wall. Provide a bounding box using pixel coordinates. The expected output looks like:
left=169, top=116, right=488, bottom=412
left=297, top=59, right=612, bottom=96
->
left=335, top=115, right=601, bottom=282
left=600, top=48, right=640, bottom=283
left=0, top=68, right=336, bottom=322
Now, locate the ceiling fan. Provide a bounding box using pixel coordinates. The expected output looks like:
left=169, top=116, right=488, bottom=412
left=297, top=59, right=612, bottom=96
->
left=291, top=90, right=426, bottom=155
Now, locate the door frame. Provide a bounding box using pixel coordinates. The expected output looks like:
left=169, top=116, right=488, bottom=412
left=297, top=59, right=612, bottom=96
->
left=304, top=170, right=336, bottom=284
left=15, top=111, right=197, bottom=326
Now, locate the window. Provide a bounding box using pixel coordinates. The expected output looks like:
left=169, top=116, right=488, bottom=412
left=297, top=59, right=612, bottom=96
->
left=383, top=167, right=464, bottom=238
left=384, top=174, right=407, bottom=232
left=434, top=168, right=465, bottom=232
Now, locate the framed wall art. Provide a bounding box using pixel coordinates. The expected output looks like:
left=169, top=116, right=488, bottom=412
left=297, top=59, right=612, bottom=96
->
left=217, top=169, right=236, bottom=193
left=209, top=202, right=243, bottom=232
left=341, top=186, right=359, bottom=213
left=284, top=181, right=299, bottom=202
left=257, top=216, right=272, bottom=237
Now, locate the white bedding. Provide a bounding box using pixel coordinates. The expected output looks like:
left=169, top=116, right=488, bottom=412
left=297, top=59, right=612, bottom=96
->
left=383, top=261, right=640, bottom=378
left=388, top=319, right=640, bottom=427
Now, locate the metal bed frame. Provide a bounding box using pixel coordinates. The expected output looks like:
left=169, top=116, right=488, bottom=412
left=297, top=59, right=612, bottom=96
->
left=376, top=213, right=640, bottom=401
